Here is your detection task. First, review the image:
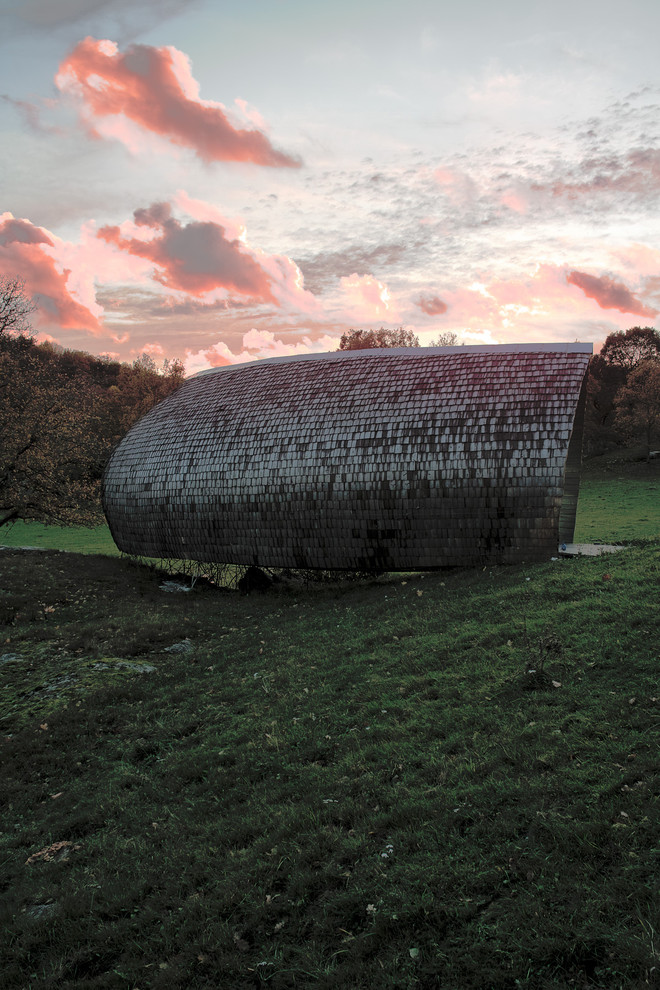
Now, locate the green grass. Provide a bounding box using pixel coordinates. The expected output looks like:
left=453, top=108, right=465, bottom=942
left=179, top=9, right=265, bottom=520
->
left=1, top=464, right=659, bottom=988
left=0, top=521, right=120, bottom=556
left=2, top=548, right=659, bottom=989
left=574, top=458, right=660, bottom=543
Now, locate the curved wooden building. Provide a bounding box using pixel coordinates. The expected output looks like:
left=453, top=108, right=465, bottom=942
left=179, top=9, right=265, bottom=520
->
left=102, top=343, right=592, bottom=570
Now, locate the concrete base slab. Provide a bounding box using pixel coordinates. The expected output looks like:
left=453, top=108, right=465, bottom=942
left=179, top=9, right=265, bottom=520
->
left=558, top=543, right=625, bottom=557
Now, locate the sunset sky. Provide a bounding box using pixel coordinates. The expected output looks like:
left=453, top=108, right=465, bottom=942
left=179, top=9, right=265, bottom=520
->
left=1, top=0, right=659, bottom=372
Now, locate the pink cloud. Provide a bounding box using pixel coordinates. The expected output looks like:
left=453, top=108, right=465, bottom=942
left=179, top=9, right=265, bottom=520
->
left=566, top=270, right=657, bottom=318
left=433, top=167, right=478, bottom=205
left=171, top=190, right=245, bottom=237
left=487, top=147, right=660, bottom=219
left=498, top=187, right=529, bottom=214
left=188, top=340, right=234, bottom=371
left=96, top=199, right=321, bottom=316
left=168, top=192, right=321, bottom=314
left=234, top=98, right=267, bottom=130
left=434, top=264, right=658, bottom=341
left=613, top=243, right=660, bottom=279
left=56, top=220, right=156, bottom=299
left=435, top=282, right=499, bottom=326
left=338, top=272, right=395, bottom=321
left=240, top=328, right=336, bottom=358
left=414, top=264, right=631, bottom=340
left=184, top=329, right=338, bottom=375
left=141, top=341, right=166, bottom=358
left=256, top=252, right=321, bottom=315
left=98, top=202, right=277, bottom=301
left=55, top=37, right=301, bottom=167
left=416, top=293, right=448, bottom=316
left=524, top=149, right=660, bottom=205
left=0, top=213, right=102, bottom=332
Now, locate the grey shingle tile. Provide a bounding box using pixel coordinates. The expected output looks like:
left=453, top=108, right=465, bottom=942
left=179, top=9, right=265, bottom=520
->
left=101, top=344, right=592, bottom=570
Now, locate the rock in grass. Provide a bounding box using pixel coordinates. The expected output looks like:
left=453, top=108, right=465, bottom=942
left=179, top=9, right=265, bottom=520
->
left=164, top=640, right=193, bottom=654
left=159, top=580, right=194, bottom=593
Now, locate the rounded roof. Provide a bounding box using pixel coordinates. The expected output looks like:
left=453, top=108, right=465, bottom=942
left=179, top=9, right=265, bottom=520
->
left=103, top=344, right=592, bottom=570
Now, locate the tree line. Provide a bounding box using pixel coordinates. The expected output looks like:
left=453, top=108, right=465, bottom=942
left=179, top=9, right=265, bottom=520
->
left=0, top=276, right=184, bottom=529
left=338, top=327, right=458, bottom=349
left=583, top=326, right=660, bottom=457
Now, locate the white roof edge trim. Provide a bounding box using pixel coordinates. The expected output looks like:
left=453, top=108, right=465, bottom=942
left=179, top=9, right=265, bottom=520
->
left=193, top=341, right=593, bottom=378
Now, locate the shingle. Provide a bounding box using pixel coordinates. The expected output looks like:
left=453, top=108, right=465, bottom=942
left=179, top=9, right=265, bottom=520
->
left=101, top=343, right=592, bottom=569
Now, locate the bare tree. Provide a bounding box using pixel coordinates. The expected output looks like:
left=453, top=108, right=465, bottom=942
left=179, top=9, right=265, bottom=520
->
left=428, top=331, right=459, bottom=346
left=0, top=275, right=36, bottom=337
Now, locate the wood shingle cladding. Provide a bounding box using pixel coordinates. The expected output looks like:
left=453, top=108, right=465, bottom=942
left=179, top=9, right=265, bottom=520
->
left=101, top=343, right=592, bottom=570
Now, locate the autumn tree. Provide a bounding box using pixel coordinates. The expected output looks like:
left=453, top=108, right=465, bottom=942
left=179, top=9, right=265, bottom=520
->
left=0, top=279, right=101, bottom=526
left=0, top=275, right=36, bottom=337
left=584, top=326, right=660, bottom=454
left=0, top=335, right=106, bottom=527
left=0, top=275, right=186, bottom=528
left=105, top=353, right=185, bottom=435
left=614, top=359, right=660, bottom=460
left=0, top=328, right=186, bottom=527
left=338, top=327, right=420, bottom=350
left=599, top=326, right=660, bottom=369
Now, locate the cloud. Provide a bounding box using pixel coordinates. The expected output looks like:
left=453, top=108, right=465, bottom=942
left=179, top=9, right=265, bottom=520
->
left=9, top=0, right=198, bottom=38
left=98, top=201, right=277, bottom=301
left=566, top=270, right=658, bottom=318
left=433, top=167, right=479, bottom=206
left=407, top=265, right=638, bottom=343
left=495, top=146, right=660, bottom=217
left=184, top=329, right=338, bottom=375
left=551, top=148, right=660, bottom=202
left=96, top=198, right=322, bottom=318
left=140, top=341, right=165, bottom=358
left=0, top=94, right=64, bottom=134
left=297, top=242, right=406, bottom=295
left=338, top=272, right=395, bottom=322
left=416, top=293, right=448, bottom=316
left=171, top=190, right=245, bottom=235
left=0, top=213, right=102, bottom=332
left=612, top=243, right=660, bottom=279
left=55, top=37, right=301, bottom=166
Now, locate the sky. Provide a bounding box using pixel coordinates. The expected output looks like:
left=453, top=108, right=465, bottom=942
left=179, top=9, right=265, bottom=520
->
left=1, top=0, right=659, bottom=373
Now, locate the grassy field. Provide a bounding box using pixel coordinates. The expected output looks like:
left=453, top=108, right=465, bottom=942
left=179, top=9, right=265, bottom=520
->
left=575, top=457, right=660, bottom=544
left=1, top=465, right=659, bottom=989
left=0, top=522, right=120, bottom=556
